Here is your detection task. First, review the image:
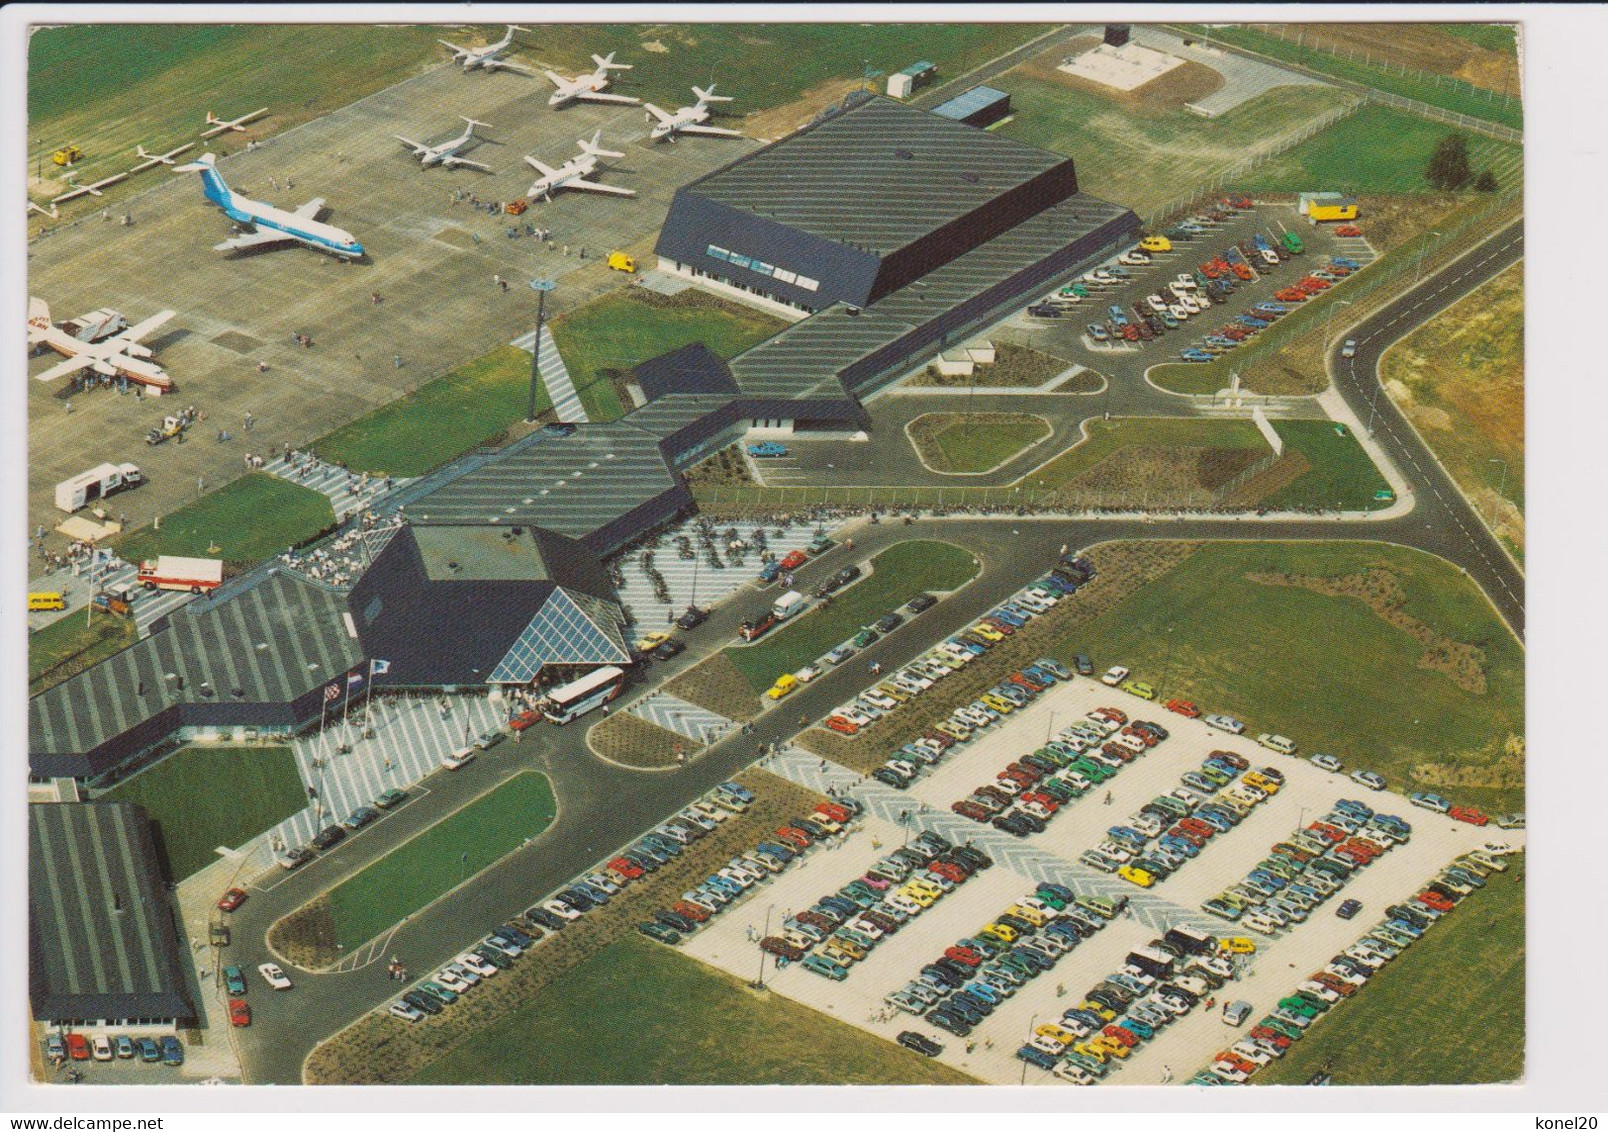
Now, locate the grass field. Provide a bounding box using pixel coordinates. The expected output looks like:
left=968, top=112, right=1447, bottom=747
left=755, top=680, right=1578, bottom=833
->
left=1234, top=105, right=1521, bottom=196
left=1182, top=24, right=1523, bottom=130
left=551, top=289, right=787, bottom=423
left=1381, top=262, right=1523, bottom=558
left=113, top=473, right=334, bottom=568
left=100, top=745, right=305, bottom=880
left=996, top=78, right=1345, bottom=217
left=29, top=610, right=139, bottom=696
left=1052, top=540, right=1524, bottom=811
left=726, top=540, right=979, bottom=692
left=1022, top=418, right=1265, bottom=490
left=27, top=25, right=443, bottom=213
left=1442, top=24, right=1519, bottom=54
left=907, top=412, right=1051, bottom=473
left=1261, top=419, right=1393, bottom=511
left=324, top=772, right=555, bottom=950
left=410, top=933, right=974, bottom=1085
left=314, top=346, right=550, bottom=475
left=907, top=343, right=1070, bottom=388
left=1255, top=861, right=1524, bottom=1085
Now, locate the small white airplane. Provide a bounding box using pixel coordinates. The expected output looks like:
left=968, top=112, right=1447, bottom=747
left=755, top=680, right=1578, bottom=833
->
left=545, top=53, right=639, bottom=108
left=28, top=297, right=175, bottom=390
left=174, top=152, right=364, bottom=258
left=130, top=142, right=195, bottom=174
left=439, top=24, right=532, bottom=73
left=396, top=118, right=494, bottom=171
left=28, top=201, right=59, bottom=219
left=201, top=108, right=270, bottom=138
left=52, top=172, right=130, bottom=204
left=644, top=85, right=742, bottom=142
left=523, top=131, right=635, bottom=201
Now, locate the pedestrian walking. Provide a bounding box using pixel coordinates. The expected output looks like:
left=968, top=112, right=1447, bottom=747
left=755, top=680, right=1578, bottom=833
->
left=394, top=354, right=403, bottom=369
left=493, top=273, right=503, bottom=288
left=499, top=279, right=509, bottom=293
left=244, top=410, right=254, bottom=429
left=1161, top=1065, right=1173, bottom=1084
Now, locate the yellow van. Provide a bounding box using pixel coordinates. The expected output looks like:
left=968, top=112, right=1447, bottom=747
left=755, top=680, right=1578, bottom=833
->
left=1140, top=235, right=1172, bottom=253
left=28, top=592, right=66, bottom=612
left=766, top=674, right=798, bottom=700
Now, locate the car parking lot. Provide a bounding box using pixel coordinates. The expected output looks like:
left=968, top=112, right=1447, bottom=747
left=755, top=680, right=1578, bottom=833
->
left=1017, top=201, right=1375, bottom=366
left=682, top=655, right=1517, bottom=1084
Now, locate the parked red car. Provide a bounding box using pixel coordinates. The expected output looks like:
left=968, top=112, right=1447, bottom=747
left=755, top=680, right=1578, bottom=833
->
left=1179, top=817, right=1216, bottom=840
left=66, top=1034, right=91, bottom=1061
left=760, top=937, right=806, bottom=961
left=1212, top=750, right=1249, bottom=771
left=1449, top=805, right=1489, bottom=826
left=1417, top=892, right=1456, bottom=913
left=1336, top=225, right=1362, bottom=237
left=929, top=860, right=969, bottom=883
left=1022, top=792, right=1059, bottom=813
left=1122, top=725, right=1158, bottom=747
left=217, top=887, right=249, bottom=912
left=1008, top=672, right=1047, bottom=694
left=1164, top=699, right=1201, bottom=718
left=816, top=802, right=853, bottom=824
left=778, top=550, right=808, bottom=571
left=952, top=800, right=991, bottom=822
left=673, top=901, right=711, bottom=923
left=1102, top=742, right=1137, bottom=763
left=1103, top=1024, right=1140, bottom=1047
left=945, top=946, right=984, bottom=967
left=921, top=730, right=957, bottom=750
left=776, top=826, right=813, bottom=849
left=1250, top=1026, right=1292, bottom=1050
left=825, top=715, right=859, bottom=735
left=1093, top=706, right=1128, bottom=725
left=509, top=709, right=542, bottom=731
left=608, top=857, right=644, bottom=881
left=228, top=998, right=252, bottom=1027
left=1307, top=822, right=1345, bottom=843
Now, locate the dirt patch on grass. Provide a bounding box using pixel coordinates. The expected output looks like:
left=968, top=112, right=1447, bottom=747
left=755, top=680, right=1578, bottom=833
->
left=1016, top=38, right=1224, bottom=110
left=1293, top=23, right=1519, bottom=94
left=1063, top=446, right=1266, bottom=508
left=907, top=412, right=1052, bottom=474
left=1247, top=567, right=1489, bottom=693
left=1051, top=368, right=1104, bottom=393
left=267, top=895, right=338, bottom=971
left=743, top=75, right=871, bottom=140
left=303, top=768, right=829, bottom=1085
left=798, top=541, right=1201, bottom=773
left=663, top=652, right=761, bottom=723
left=1412, top=734, right=1524, bottom=794
left=590, top=711, right=700, bottom=769
left=1217, top=449, right=1312, bottom=508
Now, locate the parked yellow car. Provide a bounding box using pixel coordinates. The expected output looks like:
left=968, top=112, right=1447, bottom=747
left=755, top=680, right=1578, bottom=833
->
left=981, top=694, right=1015, bottom=714
left=1121, top=680, right=1156, bottom=700
left=766, top=674, right=798, bottom=700
left=1077, top=1000, right=1116, bottom=1023
left=1140, top=234, right=1172, bottom=253
left=984, top=922, right=1018, bottom=943
left=1219, top=936, right=1257, bottom=955
left=1006, top=904, right=1049, bottom=926
left=971, top=623, right=1004, bottom=642
left=1118, top=864, right=1156, bottom=888
left=635, top=630, right=671, bottom=653
left=1072, top=1041, right=1110, bottom=1064
left=1243, top=771, right=1280, bottom=795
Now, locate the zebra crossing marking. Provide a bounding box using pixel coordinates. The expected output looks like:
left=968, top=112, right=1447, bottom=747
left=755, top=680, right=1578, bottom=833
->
left=509, top=327, right=587, bottom=423
left=627, top=691, right=736, bottom=745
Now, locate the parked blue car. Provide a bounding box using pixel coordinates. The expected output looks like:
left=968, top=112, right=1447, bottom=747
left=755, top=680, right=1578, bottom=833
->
left=747, top=442, right=789, bottom=458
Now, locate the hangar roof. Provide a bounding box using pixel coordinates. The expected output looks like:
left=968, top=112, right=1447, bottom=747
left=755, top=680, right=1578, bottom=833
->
left=29, top=572, right=362, bottom=758
left=29, top=803, right=193, bottom=1023
left=682, top=96, right=1070, bottom=256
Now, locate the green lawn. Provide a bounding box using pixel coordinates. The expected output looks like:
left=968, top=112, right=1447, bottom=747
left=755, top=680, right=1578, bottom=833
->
left=1264, top=419, right=1393, bottom=511
left=28, top=26, right=443, bottom=211
left=325, top=772, right=555, bottom=951
left=908, top=412, right=1051, bottom=473
left=551, top=290, right=786, bottom=423
left=1442, top=24, right=1519, bottom=54
left=113, top=473, right=334, bottom=569
left=1255, top=862, right=1525, bottom=1085
left=727, top=540, right=980, bottom=692
left=100, top=746, right=305, bottom=880
left=29, top=610, right=139, bottom=696
left=1051, top=541, right=1524, bottom=810
left=410, top=933, right=975, bottom=1085
left=1234, top=105, right=1521, bottom=196
left=1181, top=25, right=1523, bottom=130
left=314, top=346, right=549, bottom=476
left=996, top=79, right=1346, bottom=216
left=1021, top=418, right=1266, bottom=490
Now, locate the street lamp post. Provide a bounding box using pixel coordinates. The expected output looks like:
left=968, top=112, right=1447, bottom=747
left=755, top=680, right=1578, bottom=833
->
left=1412, top=232, right=1443, bottom=285
left=754, top=903, right=774, bottom=990
left=526, top=279, right=556, bottom=423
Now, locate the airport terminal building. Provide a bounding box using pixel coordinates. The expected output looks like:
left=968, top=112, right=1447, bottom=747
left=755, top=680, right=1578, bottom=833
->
left=29, top=94, right=1140, bottom=782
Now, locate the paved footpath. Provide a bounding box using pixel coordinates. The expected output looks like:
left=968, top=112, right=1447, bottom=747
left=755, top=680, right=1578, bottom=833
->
left=509, top=326, right=586, bottom=423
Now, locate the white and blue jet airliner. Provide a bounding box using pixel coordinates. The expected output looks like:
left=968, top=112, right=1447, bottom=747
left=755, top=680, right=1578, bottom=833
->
left=173, top=152, right=364, bottom=258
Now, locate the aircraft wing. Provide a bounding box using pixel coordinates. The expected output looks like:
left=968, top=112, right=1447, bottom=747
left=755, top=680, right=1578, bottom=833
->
left=568, top=178, right=637, bottom=197
left=544, top=71, right=571, bottom=89
left=441, top=156, right=492, bottom=172
left=293, top=197, right=327, bottom=220
left=578, top=91, right=641, bottom=105
left=110, top=353, right=169, bottom=383
left=214, top=229, right=298, bottom=253
left=114, top=310, right=176, bottom=344
left=678, top=124, right=744, bottom=137
left=34, top=354, right=95, bottom=382
left=486, top=58, right=533, bottom=75
left=524, top=155, right=559, bottom=177
left=395, top=135, right=427, bottom=153
left=644, top=103, right=675, bottom=123
left=438, top=39, right=470, bottom=55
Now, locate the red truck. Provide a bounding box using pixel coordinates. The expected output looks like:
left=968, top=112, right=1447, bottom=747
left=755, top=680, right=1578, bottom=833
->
left=138, top=555, right=224, bottom=594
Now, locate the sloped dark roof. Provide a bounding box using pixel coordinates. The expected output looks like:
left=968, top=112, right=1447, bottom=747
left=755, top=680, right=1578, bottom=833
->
left=633, top=343, right=739, bottom=402
left=29, top=571, right=362, bottom=760
left=682, top=96, right=1069, bottom=255
left=30, top=803, right=194, bottom=1023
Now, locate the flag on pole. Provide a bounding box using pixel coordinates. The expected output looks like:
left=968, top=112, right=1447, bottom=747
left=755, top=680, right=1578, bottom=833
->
left=347, top=672, right=365, bottom=687
left=371, top=659, right=391, bottom=676
left=324, top=684, right=341, bottom=702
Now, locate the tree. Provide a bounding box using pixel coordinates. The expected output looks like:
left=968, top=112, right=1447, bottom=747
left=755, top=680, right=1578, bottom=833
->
left=1426, top=133, right=1473, bottom=191
left=1474, top=169, right=1499, bottom=193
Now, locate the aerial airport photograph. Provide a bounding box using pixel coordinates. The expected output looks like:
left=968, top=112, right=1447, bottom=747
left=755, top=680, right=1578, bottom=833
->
left=5, top=2, right=1593, bottom=1117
